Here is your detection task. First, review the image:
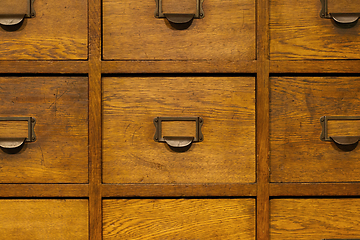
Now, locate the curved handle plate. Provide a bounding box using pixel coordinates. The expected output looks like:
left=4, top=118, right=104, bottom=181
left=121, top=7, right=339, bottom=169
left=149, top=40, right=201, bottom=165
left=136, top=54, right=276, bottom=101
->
left=320, top=116, right=360, bottom=148
left=155, top=0, right=204, bottom=28
left=0, top=0, right=36, bottom=26
left=320, top=0, right=360, bottom=25
left=0, top=117, right=36, bottom=150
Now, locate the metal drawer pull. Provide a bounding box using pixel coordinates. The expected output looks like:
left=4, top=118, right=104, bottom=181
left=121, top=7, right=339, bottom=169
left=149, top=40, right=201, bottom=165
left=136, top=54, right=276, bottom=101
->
left=320, top=0, right=359, bottom=26
left=154, top=0, right=204, bottom=29
left=320, top=116, right=360, bottom=149
left=0, top=117, right=36, bottom=151
left=0, top=0, right=35, bottom=26
left=154, top=117, right=203, bottom=152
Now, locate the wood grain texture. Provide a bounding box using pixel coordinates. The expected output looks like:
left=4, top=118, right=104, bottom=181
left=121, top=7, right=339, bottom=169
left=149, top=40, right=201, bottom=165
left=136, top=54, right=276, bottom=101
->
left=270, top=0, right=360, bottom=60
left=103, top=0, right=255, bottom=61
left=270, top=77, right=360, bottom=182
left=102, top=183, right=257, bottom=197
left=328, top=0, right=360, bottom=13
left=270, top=183, right=360, bottom=196
left=0, top=121, right=28, bottom=138
left=0, top=184, right=88, bottom=197
left=271, top=199, right=360, bottom=239
left=0, top=199, right=88, bottom=240
left=101, top=60, right=257, bottom=73
left=0, top=0, right=88, bottom=60
left=0, top=61, right=88, bottom=74
left=0, top=77, right=88, bottom=183
left=270, top=60, right=360, bottom=73
left=103, top=199, right=255, bottom=240
left=103, top=77, right=255, bottom=184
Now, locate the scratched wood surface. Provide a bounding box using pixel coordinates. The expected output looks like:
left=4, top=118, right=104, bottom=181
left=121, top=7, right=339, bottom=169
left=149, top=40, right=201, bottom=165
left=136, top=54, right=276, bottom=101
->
left=103, top=0, right=255, bottom=61
left=0, top=0, right=88, bottom=60
left=270, top=77, right=360, bottom=183
left=0, top=77, right=88, bottom=183
left=103, top=199, right=255, bottom=239
left=270, top=0, right=360, bottom=60
left=103, top=77, right=255, bottom=184
left=0, top=200, right=88, bottom=240
left=271, top=199, right=360, bottom=239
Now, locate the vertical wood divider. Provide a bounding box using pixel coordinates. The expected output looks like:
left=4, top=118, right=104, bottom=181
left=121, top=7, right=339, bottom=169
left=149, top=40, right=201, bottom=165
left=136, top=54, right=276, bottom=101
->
left=89, top=0, right=102, bottom=239
left=256, top=0, right=270, bottom=239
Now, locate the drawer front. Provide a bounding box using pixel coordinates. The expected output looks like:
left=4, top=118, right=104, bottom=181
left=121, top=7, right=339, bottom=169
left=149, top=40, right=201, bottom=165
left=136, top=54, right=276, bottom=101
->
left=0, top=0, right=88, bottom=60
left=270, top=0, right=360, bottom=60
left=103, top=0, right=255, bottom=61
left=103, top=77, right=255, bottom=184
left=0, top=77, right=88, bottom=183
left=0, top=199, right=88, bottom=240
left=103, top=199, right=255, bottom=239
left=270, top=77, right=360, bottom=183
left=271, top=199, right=360, bottom=239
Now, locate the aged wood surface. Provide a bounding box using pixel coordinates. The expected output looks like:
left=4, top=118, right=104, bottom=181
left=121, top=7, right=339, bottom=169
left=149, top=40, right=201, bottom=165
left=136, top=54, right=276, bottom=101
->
left=271, top=199, right=360, bottom=239
left=328, top=0, right=360, bottom=13
left=0, top=77, right=88, bottom=183
left=328, top=119, right=360, bottom=136
left=0, top=200, right=88, bottom=239
left=0, top=61, right=89, bottom=74
left=101, top=60, right=257, bottom=73
left=270, top=77, right=360, bottom=182
left=0, top=184, right=89, bottom=197
left=270, top=60, right=360, bottom=73
left=0, top=0, right=88, bottom=60
left=103, top=77, right=255, bottom=184
left=0, top=121, right=28, bottom=138
left=271, top=183, right=360, bottom=196
left=102, top=183, right=257, bottom=197
left=103, top=0, right=255, bottom=61
left=103, top=199, right=255, bottom=239
left=270, top=0, right=360, bottom=60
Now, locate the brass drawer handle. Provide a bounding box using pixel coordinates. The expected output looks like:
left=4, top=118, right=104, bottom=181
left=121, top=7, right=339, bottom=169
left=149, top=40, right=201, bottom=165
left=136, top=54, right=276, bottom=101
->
left=153, top=117, right=203, bottom=152
left=0, top=117, right=36, bottom=152
left=0, top=0, right=35, bottom=26
left=154, top=0, right=204, bottom=29
left=320, top=116, right=360, bottom=150
left=320, top=0, right=360, bottom=26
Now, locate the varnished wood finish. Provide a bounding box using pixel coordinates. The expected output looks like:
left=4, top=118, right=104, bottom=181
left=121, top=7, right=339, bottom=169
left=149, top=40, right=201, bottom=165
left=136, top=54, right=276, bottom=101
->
left=103, top=76, right=255, bottom=184
left=0, top=77, right=88, bottom=183
left=0, top=184, right=88, bottom=197
left=103, top=0, right=255, bottom=61
left=271, top=183, right=360, bottom=196
left=0, top=61, right=88, bottom=74
left=0, top=121, right=28, bottom=138
left=103, top=199, right=255, bottom=239
left=102, top=183, right=257, bottom=197
left=328, top=0, right=360, bottom=13
left=0, top=0, right=88, bottom=60
left=270, top=77, right=360, bottom=183
left=0, top=200, right=88, bottom=239
left=271, top=199, right=360, bottom=239
left=102, top=61, right=257, bottom=73
left=270, top=0, right=360, bottom=60
left=270, top=60, right=360, bottom=73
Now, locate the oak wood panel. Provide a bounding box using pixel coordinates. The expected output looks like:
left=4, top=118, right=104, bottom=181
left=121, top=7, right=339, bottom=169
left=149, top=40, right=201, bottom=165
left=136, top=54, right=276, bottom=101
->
left=328, top=0, right=360, bottom=13
left=0, top=121, right=28, bottom=138
left=162, top=0, right=197, bottom=13
left=103, top=199, right=255, bottom=240
left=0, top=184, right=89, bottom=197
left=0, top=61, right=89, bottom=74
left=271, top=199, right=360, bottom=239
left=270, top=0, right=360, bottom=60
left=0, top=199, right=88, bottom=239
left=328, top=119, right=360, bottom=136
left=270, top=183, right=360, bottom=196
left=103, top=77, right=255, bottom=184
left=103, top=0, right=255, bottom=61
left=102, top=183, right=257, bottom=197
left=270, top=60, right=360, bottom=73
left=0, top=77, right=88, bottom=183
left=101, top=60, right=257, bottom=73
left=0, top=0, right=88, bottom=60
left=270, top=77, right=360, bottom=182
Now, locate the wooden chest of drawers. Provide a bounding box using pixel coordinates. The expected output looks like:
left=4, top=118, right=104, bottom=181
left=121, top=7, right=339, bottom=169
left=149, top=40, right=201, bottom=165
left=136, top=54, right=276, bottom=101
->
left=1, top=0, right=360, bottom=239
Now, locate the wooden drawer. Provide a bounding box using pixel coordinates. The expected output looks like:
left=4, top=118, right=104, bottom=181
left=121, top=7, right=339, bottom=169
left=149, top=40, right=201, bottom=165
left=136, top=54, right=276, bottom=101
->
left=103, top=76, right=255, bottom=184
left=270, top=77, right=360, bottom=183
left=0, top=77, right=88, bottom=183
left=103, top=0, right=255, bottom=61
left=270, top=0, right=360, bottom=60
left=103, top=198, right=255, bottom=239
left=0, top=199, right=88, bottom=239
left=0, top=0, right=88, bottom=60
left=271, top=199, right=360, bottom=239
